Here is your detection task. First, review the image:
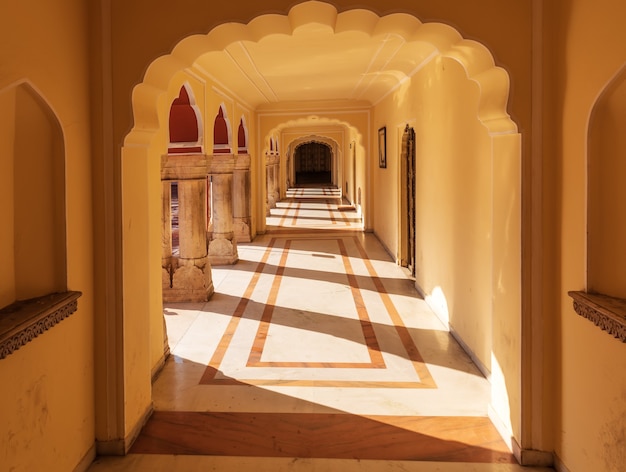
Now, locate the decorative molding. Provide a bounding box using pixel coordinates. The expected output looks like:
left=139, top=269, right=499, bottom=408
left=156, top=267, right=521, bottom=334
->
left=568, top=291, right=626, bottom=342
left=0, top=291, right=82, bottom=360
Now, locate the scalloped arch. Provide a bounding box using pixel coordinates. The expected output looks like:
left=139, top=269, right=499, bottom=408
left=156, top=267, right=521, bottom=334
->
left=125, top=1, right=516, bottom=146
left=291, top=135, right=341, bottom=153
left=267, top=115, right=363, bottom=154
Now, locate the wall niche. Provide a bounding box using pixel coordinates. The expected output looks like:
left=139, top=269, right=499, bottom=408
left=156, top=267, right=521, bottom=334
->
left=570, top=67, right=626, bottom=342
left=0, top=82, right=76, bottom=359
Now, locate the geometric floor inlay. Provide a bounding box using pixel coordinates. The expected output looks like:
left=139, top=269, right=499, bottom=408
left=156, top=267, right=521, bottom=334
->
left=200, top=234, right=436, bottom=388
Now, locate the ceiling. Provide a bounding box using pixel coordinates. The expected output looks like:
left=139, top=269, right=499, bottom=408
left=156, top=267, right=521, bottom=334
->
left=193, top=22, right=438, bottom=109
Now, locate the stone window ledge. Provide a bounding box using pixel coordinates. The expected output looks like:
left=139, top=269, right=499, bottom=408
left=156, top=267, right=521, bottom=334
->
left=568, top=291, right=626, bottom=342
left=0, top=291, right=82, bottom=360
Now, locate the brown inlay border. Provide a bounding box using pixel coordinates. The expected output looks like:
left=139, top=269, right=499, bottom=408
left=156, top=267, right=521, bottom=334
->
left=200, top=233, right=435, bottom=388
left=246, top=238, right=386, bottom=369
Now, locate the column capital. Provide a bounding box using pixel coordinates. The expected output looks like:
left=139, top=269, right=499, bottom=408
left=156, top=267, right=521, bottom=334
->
left=210, top=154, right=235, bottom=174
left=161, top=154, right=211, bottom=180
left=266, top=154, right=280, bottom=165
left=234, top=154, right=251, bottom=171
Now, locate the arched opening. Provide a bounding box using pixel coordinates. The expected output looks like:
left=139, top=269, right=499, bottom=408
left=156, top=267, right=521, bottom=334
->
left=119, top=2, right=522, bottom=456
left=294, top=141, right=332, bottom=185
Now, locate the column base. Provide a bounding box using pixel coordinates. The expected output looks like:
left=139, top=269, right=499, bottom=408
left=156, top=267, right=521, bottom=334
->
left=162, top=258, right=214, bottom=303
left=162, top=285, right=214, bottom=303
left=208, top=236, right=239, bottom=266
left=234, top=218, right=252, bottom=243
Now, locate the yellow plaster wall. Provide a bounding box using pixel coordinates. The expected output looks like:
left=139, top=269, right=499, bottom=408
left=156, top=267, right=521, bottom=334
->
left=554, top=0, right=626, bottom=470
left=373, top=52, right=523, bottom=445
left=0, top=0, right=95, bottom=470
left=374, top=56, right=494, bottom=371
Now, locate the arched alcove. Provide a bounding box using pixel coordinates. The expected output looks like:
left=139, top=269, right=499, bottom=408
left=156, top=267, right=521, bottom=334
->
left=0, top=82, right=66, bottom=306
left=238, top=117, right=248, bottom=154
left=213, top=105, right=231, bottom=154
left=168, top=83, right=203, bottom=154
left=569, top=65, right=626, bottom=343
left=588, top=67, right=626, bottom=298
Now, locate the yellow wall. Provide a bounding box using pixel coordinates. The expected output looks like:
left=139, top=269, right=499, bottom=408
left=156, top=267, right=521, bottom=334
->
left=0, top=0, right=95, bottom=470
left=554, top=0, right=626, bottom=470
left=0, top=1, right=619, bottom=470
left=372, top=51, right=523, bottom=444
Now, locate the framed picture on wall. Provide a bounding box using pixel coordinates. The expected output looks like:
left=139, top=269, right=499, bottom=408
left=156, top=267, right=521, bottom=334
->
left=378, top=126, right=387, bottom=168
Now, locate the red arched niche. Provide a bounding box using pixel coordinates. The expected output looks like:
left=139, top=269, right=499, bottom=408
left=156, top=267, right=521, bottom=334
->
left=168, top=85, right=202, bottom=154
left=213, top=106, right=231, bottom=154
left=238, top=118, right=247, bottom=154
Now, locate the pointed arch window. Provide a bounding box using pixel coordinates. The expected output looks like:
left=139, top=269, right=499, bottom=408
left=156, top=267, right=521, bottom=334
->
left=168, top=85, right=203, bottom=154
left=213, top=106, right=231, bottom=154
left=238, top=117, right=248, bottom=154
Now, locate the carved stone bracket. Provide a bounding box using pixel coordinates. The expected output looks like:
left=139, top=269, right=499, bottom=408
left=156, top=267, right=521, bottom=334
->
left=568, top=291, right=626, bottom=342
left=0, top=291, right=82, bottom=359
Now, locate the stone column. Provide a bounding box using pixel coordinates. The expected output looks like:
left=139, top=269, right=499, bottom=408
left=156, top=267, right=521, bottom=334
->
left=272, top=155, right=280, bottom=207
left=168, top=179, right=214, bottom=301
left=266, top=155, right=279, bottom=213
left=161, top=181, right=173, bottom=291
left=233, top=154, right=252, bottom=243
left=161, top=154, right=214, bottom=303
left=209, top=155, right=238, bottom=265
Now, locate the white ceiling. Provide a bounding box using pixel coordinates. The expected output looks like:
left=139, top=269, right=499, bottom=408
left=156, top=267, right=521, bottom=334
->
left=194, top=22, right=437, bottom=109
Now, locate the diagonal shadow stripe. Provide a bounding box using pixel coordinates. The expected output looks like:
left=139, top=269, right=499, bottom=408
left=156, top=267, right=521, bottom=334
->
left=199, top=234, right=436, bottom=388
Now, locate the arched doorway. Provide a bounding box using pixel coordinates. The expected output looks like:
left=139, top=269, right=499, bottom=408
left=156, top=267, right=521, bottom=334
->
left=293, top=141, right=332, bottom=185
left=115, top=1, right=523, bottom=458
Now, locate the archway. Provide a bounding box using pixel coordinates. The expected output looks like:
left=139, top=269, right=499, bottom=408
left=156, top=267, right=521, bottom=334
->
left=293, top=141, right=332, bottom=185
left=118, top=1, right=522, bottom=456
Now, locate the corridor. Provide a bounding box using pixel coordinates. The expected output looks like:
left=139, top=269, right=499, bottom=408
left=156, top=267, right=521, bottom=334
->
left=89, top=188, right=551, bottom=472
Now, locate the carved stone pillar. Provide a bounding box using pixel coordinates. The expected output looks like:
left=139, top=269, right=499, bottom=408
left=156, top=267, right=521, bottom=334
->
left=266, top=154, right=279, bottom=214
left=209, top=155, right=238, bottom=265
left=161, top=154, right=214, bottom=302
left=272, top=155, right=280, bottom=206
left=233, top=154, right=252, bottom=243
left=161, top=181, right=173, bottom=291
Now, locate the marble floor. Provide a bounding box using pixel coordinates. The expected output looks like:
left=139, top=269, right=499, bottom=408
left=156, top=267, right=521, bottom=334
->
left=88, top=187, right=553, bottom=472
